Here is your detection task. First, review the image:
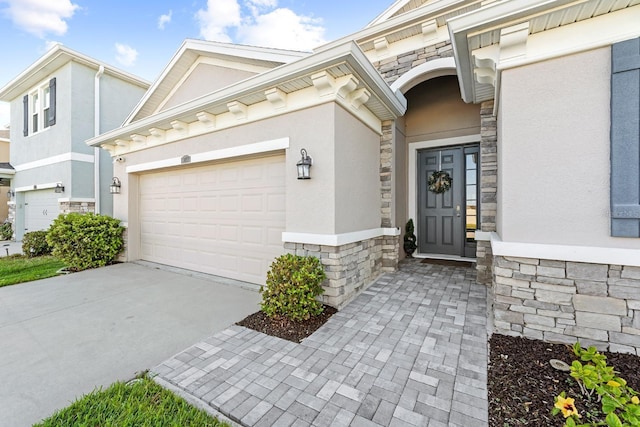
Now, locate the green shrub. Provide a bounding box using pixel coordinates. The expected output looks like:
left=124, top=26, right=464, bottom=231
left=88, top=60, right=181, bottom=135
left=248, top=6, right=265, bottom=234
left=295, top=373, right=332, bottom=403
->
left=46, top=213, right=124, bottom=271
left=0, top=222, right=12, bottom=240
left=260, top=254, right=326, bottom=321
left=22, top=231, right=52, bottom=256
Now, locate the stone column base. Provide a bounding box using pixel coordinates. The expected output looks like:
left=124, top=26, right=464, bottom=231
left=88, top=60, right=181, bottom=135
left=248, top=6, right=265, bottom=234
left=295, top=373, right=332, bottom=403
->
left=284, top=235, right=397, bottom=309
left=492, top=255, right=640, bottom=355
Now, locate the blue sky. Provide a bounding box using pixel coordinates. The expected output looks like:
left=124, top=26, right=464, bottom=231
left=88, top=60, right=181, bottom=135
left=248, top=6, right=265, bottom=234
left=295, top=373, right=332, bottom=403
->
left=0, top=0, right=396, bottom=128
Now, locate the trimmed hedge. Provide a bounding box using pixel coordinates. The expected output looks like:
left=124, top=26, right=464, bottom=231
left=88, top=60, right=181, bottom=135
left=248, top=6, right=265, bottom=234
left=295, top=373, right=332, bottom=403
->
left=46, top=213, right=124, bottom=271
left=260, top=254, right=326, bottom=321
left=22, top=231, right=52, bottom=257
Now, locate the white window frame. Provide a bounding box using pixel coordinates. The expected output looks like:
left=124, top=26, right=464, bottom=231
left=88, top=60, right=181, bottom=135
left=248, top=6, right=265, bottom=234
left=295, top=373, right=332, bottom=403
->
left=29, top=81, right=52, bottom=135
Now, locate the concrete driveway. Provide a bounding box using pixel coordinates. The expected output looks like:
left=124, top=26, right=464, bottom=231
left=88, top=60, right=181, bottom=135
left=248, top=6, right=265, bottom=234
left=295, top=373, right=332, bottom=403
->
left=0, top=262, right=261, bottom=426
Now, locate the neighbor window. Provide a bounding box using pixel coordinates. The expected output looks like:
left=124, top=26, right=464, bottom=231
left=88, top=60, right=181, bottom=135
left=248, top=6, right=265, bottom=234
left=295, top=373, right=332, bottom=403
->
left=23, top=77, right=56, bottom=137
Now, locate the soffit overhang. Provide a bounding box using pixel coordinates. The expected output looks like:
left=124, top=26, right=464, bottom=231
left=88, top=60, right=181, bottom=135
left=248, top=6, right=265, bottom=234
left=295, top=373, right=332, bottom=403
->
left=0, top=45, right=150, bottom=102
left=125, top=39, right=310, bottom=124
left=87, top=41, right=408, bottom=156
left=449, top=0, right=640, bottom=105
left=317, top=0, right=484, bottom=56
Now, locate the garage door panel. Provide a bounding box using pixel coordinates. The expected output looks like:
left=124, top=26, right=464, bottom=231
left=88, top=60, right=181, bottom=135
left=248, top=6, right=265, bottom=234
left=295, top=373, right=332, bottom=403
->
left=139, top=155, right=285, bottom=285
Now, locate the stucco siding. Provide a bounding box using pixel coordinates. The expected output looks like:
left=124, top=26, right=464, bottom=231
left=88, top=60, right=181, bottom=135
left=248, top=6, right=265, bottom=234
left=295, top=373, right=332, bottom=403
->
left=100, top=73, right=148, bottom=132
left=70, top=63, right=97, bottom=155
left=498, top=47, right=638, bottom=249
left=334, top=104, right=380, bottom=234
left=10, top=65, right=73, bottom=165
left=404, top=75, right=480, bottom=143
left=113, top=103, right=339, bottom=240
left=161, top=63, right=257, bottom=112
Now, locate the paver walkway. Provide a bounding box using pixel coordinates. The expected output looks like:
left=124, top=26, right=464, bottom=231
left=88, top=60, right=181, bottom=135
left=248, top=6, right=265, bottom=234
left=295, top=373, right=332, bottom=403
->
left=153, top=260, right=489, bottom=426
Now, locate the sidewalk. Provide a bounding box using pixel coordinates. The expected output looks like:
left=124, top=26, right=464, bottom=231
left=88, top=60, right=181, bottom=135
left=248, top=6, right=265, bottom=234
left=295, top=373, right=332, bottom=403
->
left=153, top=260, right=489, bottom=426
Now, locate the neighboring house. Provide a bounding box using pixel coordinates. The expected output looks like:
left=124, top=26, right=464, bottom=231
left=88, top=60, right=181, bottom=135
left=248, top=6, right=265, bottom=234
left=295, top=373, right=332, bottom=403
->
left=0, top=45, right=150, bottom=240
left=88, top=1, right=640, bottom=354
left=0, top=129, right=13, bottom=223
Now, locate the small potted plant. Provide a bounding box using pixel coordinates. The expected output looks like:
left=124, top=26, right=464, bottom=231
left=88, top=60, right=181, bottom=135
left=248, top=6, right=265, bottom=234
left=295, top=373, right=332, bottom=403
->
left=403, top=219, right=417, bottom=257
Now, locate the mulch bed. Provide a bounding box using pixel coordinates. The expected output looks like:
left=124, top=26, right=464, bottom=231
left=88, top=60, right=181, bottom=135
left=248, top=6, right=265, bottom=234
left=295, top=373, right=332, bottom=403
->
left=488, top=334, right=640, bottom=426
left=236, top=304, right=337, bottom=343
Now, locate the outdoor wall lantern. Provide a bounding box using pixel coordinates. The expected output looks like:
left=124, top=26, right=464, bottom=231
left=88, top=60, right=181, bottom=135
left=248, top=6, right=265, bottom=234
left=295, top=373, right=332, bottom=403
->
left=54, top=183, right=65, bottom=193
left=6, top=190, right=14, bottom=198
left=110, top=177, right=121, bottom=194
left=296, top=148, right=312, bottom=180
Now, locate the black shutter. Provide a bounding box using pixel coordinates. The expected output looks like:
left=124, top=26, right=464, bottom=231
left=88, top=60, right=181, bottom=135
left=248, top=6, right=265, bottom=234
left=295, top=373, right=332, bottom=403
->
left=611, top=37, right=640, bottom=237
left=23, top=94, right=28, bottom=136
left=48, top=77, right=56, bottom=127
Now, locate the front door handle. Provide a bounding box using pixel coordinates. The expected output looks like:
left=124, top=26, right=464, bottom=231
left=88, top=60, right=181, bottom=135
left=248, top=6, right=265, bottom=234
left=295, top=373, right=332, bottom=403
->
left=456, top=205, right=461, bottom=217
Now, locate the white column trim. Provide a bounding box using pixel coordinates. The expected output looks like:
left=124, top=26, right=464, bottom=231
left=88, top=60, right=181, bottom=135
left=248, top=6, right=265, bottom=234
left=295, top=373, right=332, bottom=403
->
left=14, top=152, right=94, bottom=172
left=126, top=138, right=290, bottom=173
left=282, top=227, right=400, bottom=247
left=390, top=57, right=457, bottom=94
left=490, top=232, right=640, bottom=268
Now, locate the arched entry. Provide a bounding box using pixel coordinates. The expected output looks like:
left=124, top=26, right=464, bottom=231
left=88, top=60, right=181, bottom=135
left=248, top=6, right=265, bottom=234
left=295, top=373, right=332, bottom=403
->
left=402, top=75, right=481, bottom=258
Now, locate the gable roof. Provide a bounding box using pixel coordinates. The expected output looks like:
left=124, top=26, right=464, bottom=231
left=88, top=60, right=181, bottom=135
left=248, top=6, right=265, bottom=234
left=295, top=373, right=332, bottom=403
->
left=367, top=0, right=430, bottom=27
left=88, top=41, right=407, bottom=155
left=0, top=44, right=149, bottom=102
left=124, top=39, right=310, bottom=124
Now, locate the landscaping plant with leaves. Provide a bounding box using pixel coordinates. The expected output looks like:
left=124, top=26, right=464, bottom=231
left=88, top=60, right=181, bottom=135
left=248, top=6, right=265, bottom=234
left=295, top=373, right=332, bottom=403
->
left=46, top=212, right=124, bottom=271
left=552, top=343, right=640, bottom=427
left=260, top=253, right=326, bottom=321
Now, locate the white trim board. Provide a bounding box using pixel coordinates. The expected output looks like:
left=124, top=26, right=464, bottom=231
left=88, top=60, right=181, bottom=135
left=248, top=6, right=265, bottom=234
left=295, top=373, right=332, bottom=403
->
left=282, top=228, right=401, bottom=247
left=490, top=233, right=640, bottom=268
left=14, top=152, right=94, bottom=172
left=15, top=182, right=62, bottom=192
left=126, top=138, right=289, bottom=173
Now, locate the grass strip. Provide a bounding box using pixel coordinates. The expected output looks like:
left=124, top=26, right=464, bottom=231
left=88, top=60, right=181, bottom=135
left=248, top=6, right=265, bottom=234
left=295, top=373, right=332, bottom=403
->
left=0, top=255, right=66, bottom=287
left=34, top=376, right=229, bottom=427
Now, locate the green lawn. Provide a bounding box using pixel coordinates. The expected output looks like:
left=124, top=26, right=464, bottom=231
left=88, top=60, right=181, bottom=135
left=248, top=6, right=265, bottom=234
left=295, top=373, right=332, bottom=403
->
left=34, top=376, right=230, bottom=427
left=0, top=255, right=66, bottom=287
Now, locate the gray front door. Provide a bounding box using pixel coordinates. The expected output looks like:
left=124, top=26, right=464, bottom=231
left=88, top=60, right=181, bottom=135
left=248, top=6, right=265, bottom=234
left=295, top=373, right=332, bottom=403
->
left=417, top=147, right=464, bottom=255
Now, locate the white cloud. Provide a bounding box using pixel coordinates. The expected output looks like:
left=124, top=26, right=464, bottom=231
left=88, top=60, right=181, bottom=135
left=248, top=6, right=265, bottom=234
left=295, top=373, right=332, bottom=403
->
left=238, top=8, right=324, bottom=51
left=195, top=0, right=241, bottom=43
left=158, top=10, right=172, bottom=30
left=195, top=0, right=325, bottom=50
left=1, top=0, right=79, bottom=38
left=115, top=43, right=138, bottom=67
left=44, top=40, right=61, bottom=52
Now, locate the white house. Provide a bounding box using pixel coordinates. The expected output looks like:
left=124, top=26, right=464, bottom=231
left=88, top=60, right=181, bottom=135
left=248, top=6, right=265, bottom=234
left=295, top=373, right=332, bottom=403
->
left=88, top=0, right=640, bottom=354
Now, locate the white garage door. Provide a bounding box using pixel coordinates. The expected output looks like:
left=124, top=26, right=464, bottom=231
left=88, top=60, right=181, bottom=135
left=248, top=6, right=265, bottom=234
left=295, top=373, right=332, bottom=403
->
left=139, top=154, right=286, bottom=285
left=24, top=190, right=60, bottom=233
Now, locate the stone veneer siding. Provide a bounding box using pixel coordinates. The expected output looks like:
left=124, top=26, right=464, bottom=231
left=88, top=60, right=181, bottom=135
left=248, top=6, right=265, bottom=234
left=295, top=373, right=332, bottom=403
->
left=59, top=201, right=95, bottom=214
left=372, top=42, right=454, bottom=86
left=477, top=101, right=498, bottom=284
left=284, top=236, right=396, bottom=308
left=493, top=255, right=640, bottom=355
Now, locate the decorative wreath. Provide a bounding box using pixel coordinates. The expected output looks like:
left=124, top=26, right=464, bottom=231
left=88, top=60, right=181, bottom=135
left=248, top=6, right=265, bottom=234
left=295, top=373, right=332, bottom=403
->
left=428, top=171, right=452, bottom=194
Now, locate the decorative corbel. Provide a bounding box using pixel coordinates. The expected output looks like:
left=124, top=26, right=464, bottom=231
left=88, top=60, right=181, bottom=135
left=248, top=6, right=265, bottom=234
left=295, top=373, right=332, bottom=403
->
left=348, top=88, right=370, bottom=110
left=335, top=75, right=359, bottom=101
left=115, top=139, right=129, bottom=148
left=171, top=120, right=188, bottom=133
left=265, top=88, right=287, bottom=110
left=473, top=55, right=497, bottom=86
left=227, top=101, right=248, bottom=120
left=421, top=20, right=438, bottom=43
left=196, top=111, right=216, bottom=128
left=148, top=128, right=166, bottom=139
left=130, top=134, right=147, bottom=147
left=500, top=22, right=529, bottom=62
left=374, top=37, right=389, bottom=56
left=311, top=71, right=336, bottom=97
